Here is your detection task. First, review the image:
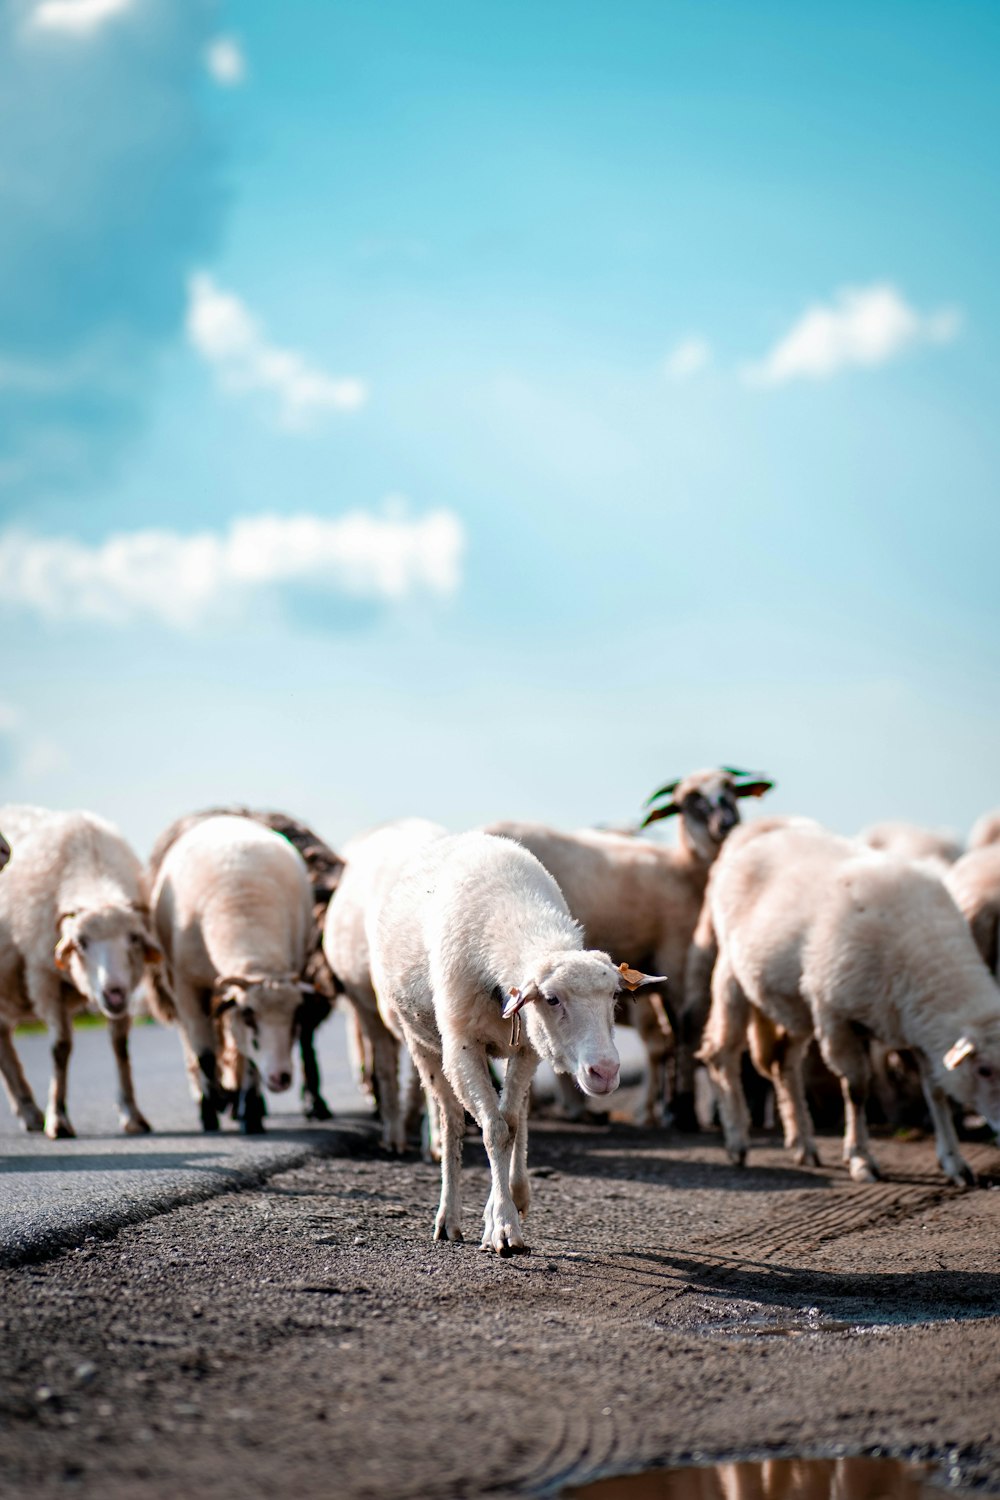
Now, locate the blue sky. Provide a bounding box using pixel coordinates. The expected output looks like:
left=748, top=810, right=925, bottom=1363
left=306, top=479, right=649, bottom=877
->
left=1, top=0, right=998, bottom=856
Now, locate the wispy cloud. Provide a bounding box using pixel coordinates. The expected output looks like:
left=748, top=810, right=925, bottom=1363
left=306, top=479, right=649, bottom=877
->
left=743, top=283, right=961, bottom=388
left=664, top=336, right=712, bottom=382
left=27, top=0, right=133, bottom=36
left=0, top=508, right=465, bottom=630
left=186, top=274, right=369, bottom=429
left=0, top=702, right=69, bottom=783
left=205, top=35, right=245, bottom=86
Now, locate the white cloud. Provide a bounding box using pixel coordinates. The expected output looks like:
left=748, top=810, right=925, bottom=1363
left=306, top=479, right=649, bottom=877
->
left=186, top=274, right=368, bottom=428
left=664, top=336, right=712, bottom=382
left=743, top=283, right=961, bottom=388
left=0, top=508, right=465, bottom=630
left=0, top=702, right=69, bottom=782
left=28, top=0, right=133, bottom=36
left=205, top=35, right=245, bottom=86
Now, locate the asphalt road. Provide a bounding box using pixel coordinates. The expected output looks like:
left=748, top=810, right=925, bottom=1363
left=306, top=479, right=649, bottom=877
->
left=0, top=1011, right=370, bottom=1268
left=0, top=1013, right=647, bottom=1268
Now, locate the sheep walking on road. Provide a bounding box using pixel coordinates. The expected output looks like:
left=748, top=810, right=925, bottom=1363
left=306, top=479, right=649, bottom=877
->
left=151, top=814, right=313, bottom=1133
left=369, top=831, right=662, bottom=1252
left=697, top=821, right=1000, bottom=1186
left=0, top=805, right=159, bottom=1139
left=148, top=806, right=344, bottom=1121
left=322, top=818, right=447, bottom=1153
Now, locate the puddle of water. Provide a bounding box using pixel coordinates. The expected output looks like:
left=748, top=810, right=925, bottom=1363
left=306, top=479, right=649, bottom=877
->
left=560, top=1456, right=960, bottom=1500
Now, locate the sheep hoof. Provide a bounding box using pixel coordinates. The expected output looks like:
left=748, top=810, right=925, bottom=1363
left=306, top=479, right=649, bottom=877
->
left=433, top=1220, right=463, bottom=1243
left=794, top=1145, right=821, bottom=1168
left=199, top=1097, right=220, bottom=1132
left=946, top=1161, right=976, bottom=1189
left=727, top=1146, right=747, bottom=1168
left=848, top=1155, right=880, bottom=1183
left=303, top=1093, right=334, bottom=1122
left=121, top=1113, right=152, bottom=1136
left=45, top=1115, right=75, bottom=1140
left=19, top=1104, right=45, bottom=1133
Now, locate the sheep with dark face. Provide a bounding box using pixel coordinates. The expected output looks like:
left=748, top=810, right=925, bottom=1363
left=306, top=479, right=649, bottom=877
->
left=150, top=815, right=313, bottom=1134
left=487, top=767, right=773, bottom=1126
left=0, top=805, right=159, bottom=1138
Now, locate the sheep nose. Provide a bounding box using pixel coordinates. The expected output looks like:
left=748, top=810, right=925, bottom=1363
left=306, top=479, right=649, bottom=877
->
left=587, top=1059, right=620, bottom=1090
left=103, top=986, right=127, bottom=1014
left=268, top=1070, right=293, bottom=1093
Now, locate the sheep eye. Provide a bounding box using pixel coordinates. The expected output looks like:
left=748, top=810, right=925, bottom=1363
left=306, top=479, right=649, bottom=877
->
left=242, top=1008, right=257, bottom=1030
left=77, top=936, right=89, bottom=952
left=544, top=994, right=561, bottom=1007
left=977, top=1065, right=994, bottom=1080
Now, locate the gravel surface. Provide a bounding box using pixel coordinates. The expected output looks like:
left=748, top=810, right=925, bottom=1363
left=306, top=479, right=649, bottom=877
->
left=1, top=1120, right=999, bottom=1500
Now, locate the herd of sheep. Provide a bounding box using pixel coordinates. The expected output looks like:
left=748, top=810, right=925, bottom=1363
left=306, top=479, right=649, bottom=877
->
left=1, top=766, right=999, bottom=1256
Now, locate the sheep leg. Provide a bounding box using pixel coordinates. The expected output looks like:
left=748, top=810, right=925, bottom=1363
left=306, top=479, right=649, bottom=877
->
left=487, top=1051, right=538, bottom=1228
left=445, top=1040, right=536, bottom=1255
left=769, top=1033, right=820, bottom=1168
left=298, top=993, right=334, bottom=1121
left=44, top=1008, right=75, bottom=1140
left=348, top=996, right=403, bottom=1152
left=916, top=1054, right=975, bottom=1187
left=697, top=959, right=751, bottom=1166
left=818, top=1022, right=881, bottom=1183
left=675, top=907, right=718, bottom=1133
left=173, top=980, right=221, bottom=1131
left=636, top=993, right=672, bottom=1127
left=0, top=1025, right=45, bottom=1132
left=509, top=1094, right=532, bottom=1217
left=108, top=1016, right=151, bottom=1135
left=236, top=1059, right=267, bottom=1135
left=408, top=1036, right=465, bottom=1241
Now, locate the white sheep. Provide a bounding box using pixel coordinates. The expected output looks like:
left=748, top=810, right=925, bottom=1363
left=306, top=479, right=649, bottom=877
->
left=945, top=844, right=1000, bottom=980
left=487, top=766, right=773, bottom=1127
left=969, top=810, right=1000, bottom=852
left=151, top=814, right=313, bottom=1133
left=0, top=804, right=159, bottom=1138
left=697, top=819, right=1000, bottom=1186
left=859, top=820, right=962, bottom=870
left=322, top=818, right=447, bottom=1152
left=369, top=831, right=662, bottom=1252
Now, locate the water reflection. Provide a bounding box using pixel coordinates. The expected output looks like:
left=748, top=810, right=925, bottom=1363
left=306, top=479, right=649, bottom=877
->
left=563, top=1457, right=942, bottom=1500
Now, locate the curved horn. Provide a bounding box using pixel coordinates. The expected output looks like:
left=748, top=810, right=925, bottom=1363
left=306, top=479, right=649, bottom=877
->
left=644, top=779, right=681, bottom=807
left=640, top=803, right=679, bottom=828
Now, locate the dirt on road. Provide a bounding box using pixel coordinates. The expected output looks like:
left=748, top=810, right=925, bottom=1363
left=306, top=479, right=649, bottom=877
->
left=1, top=1119, right=999, bottom=1500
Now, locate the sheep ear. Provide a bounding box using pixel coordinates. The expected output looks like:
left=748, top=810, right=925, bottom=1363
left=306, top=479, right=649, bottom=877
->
left=502, top=982, right=539, bottom=1019
left=617, top=962, right=668, bottom=993
left=54, top=935, right=75, bottom=972
left=640, top=802, right=679, bottom=828
left=944, top=1036, right=977, bottom=1070
left=733, top=779, right=774, bottom=800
